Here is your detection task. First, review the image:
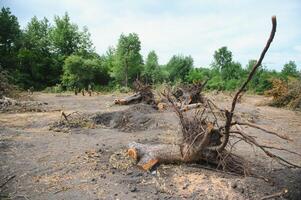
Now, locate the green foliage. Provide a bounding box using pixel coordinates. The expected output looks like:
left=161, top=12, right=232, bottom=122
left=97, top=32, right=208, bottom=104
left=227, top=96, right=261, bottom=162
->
left=212, top=47, right=243, bottom=81
left=112, top=33, right=143, bottom=87
left=17, top=16, right=59, bottom=89
left=142, top=50, right=159, bottom=83
left=186, top=68, right=211, bottom=83
left=166, top=55, right=193, bottom=82
left=1, top=7, right=300, bottom=95
left=212, top=46, right=232, bottom=71
left=0, top=7, right=21, bottom=72
left=51, top=13, right=94, bottom=57
left=281, top=61, right=300, bottom=79
left=62, top=55, right=110, bottom=90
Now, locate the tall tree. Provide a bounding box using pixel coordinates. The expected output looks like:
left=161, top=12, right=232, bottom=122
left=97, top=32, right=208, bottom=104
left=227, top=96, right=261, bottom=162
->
left=281, top=61, right=299, bottom=78
left=143, top=50, right=159, bottom=84
left=62, top=55, right=110, bottom=89
left=212, top=46, right=232, bottom=71
left=166, top=55, right=193, bottom=82
left=17, top=16, right=59, bottom=89
left=212, top=46, right=243, bottom=81
left=51, top=13, right=94, bottom=57
left=112, top=33, right=143, bottom=87
left=0, top=7, right=21, bottom=72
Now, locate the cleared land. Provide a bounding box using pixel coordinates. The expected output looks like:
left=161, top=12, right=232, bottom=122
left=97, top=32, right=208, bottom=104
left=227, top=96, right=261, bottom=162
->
left=1, top=92, right=301, bottom=200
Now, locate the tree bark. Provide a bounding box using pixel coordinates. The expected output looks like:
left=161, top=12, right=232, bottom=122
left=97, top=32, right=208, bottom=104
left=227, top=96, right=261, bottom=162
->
left=128, top=141, right=218, bottom=171
left=114, top=93, right=142, bottom=105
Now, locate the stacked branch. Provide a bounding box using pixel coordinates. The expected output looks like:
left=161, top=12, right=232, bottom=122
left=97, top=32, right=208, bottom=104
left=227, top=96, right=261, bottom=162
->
left=49, top=111, right=95, bottom=132
left=114, top=80, right=156, bottom=106
left=127, top=16, right=301, bottom=173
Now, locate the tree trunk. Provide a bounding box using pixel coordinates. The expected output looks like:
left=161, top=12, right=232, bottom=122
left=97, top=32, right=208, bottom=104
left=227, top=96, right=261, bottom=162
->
left=125, top=60, right=128, bottom=88
left=114, top=93, right=142, bottom=105
left=128, top=142, right=218, bottom=171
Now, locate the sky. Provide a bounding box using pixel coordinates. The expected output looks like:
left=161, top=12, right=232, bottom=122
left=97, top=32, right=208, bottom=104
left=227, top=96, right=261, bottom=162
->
left=2, top=0, right=301, bottom=71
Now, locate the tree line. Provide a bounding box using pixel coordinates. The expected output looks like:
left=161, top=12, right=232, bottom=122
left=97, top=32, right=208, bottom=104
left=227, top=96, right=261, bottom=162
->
left=1, top=7, right=300, bottom=93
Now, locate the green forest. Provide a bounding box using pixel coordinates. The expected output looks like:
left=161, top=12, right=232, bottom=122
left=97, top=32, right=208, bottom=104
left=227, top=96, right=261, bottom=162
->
left=1, top=7, right=300, bottom=94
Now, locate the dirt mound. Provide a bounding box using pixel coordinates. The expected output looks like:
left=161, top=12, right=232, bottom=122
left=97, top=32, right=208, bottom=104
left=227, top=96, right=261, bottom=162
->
left=91, top=104, right=157, bottom=132
left=0, top=96, right=48, bottom=113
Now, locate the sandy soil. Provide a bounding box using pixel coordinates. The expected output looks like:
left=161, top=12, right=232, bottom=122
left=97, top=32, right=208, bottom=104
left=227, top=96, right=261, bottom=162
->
left=0, top=92, right=301, bottom=200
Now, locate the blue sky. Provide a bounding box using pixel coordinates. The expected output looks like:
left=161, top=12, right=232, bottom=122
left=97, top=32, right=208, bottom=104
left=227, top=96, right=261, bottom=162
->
left=2, top=0, right=301, bottom=71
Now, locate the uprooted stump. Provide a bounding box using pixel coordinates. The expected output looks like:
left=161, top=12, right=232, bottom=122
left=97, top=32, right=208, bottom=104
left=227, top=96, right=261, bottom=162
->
left=114, top=80, right=156, bottom=107
left=126, top=16, right=301, bottom=174
left=173, top=80, right=208, bottom=105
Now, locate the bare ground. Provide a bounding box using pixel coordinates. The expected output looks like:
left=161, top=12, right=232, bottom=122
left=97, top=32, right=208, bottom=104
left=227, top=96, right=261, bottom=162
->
left=0, top=92, right=301, bottom=200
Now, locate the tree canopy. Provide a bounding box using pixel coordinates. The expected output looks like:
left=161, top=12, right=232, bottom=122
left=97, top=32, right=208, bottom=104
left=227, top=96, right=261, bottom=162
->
left=0, top=7, right=300, bottom=93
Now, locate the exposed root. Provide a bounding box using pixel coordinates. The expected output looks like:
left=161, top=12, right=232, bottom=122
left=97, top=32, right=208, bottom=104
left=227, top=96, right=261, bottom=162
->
left=127, top=16, right=301, bottom=174
left=114, top=80, right=156, bottom=107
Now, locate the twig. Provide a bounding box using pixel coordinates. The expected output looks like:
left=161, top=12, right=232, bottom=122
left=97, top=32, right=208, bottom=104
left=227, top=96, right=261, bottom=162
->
left=230, top=130, right=300, bottom=168
left=0, top=175, right=16, bottom=189
left=231, top=121, right=291, bottom=141
left=260, top=188, right=288, bottom=200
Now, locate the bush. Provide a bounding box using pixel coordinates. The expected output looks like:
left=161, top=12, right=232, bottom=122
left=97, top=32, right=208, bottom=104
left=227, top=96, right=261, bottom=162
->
left=43, top=84, right=64, bottom=93
left=266, top=78, right=301, bottom=110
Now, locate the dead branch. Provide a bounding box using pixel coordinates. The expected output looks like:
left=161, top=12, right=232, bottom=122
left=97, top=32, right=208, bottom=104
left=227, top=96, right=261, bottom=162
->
left=231, top=121, right=291, bottom=141
left=0, top=175, right=16, bottom=189
left=260, top=189, right=288, bottom=200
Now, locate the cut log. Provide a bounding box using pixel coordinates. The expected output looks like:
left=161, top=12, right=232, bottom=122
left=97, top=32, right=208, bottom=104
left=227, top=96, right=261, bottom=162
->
left=114, top=93, right=142, bottom=105
left=128, top=140, right=219, bottom=171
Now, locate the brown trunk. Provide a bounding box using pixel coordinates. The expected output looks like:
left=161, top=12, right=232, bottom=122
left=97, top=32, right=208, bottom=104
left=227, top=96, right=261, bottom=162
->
left=125, top=60, right=128, bottom=88
left=114, top=93, right=142, bottom=105
left=128, top=141, right=218, bottom=171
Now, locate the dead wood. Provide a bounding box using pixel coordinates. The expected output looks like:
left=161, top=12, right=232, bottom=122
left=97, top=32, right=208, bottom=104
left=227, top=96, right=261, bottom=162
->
left=114, top=80, right=156, bottom=106
left=0, top=175, right=16, bottom=189
left=173, top=80, right=208, bottom=105
left=260, top=188, right=288, bottom=200
left=127, top=16, right=301, bottom=173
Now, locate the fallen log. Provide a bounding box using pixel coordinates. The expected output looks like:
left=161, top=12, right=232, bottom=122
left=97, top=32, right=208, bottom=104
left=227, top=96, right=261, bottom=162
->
left=114, top=80, right=155, bottom=106
left=114, top=93, right=142, bottom=105
left=128, top=122, right=222, bottom=170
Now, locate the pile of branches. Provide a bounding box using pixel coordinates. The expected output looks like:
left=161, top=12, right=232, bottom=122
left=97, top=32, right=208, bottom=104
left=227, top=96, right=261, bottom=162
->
left=127, top=16, right=301, bottom=173
left=114, top=80, right=156, bottom=106
left=49, top=111, right=94, bottom=132
left=265, top=78, right=301, bottom=110
left=0, top=96, right=48, bottom=113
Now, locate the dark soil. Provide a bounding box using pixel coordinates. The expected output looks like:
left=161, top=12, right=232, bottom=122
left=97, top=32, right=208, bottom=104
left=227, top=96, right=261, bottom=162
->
left=0, top=92, right=301, bottom=200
